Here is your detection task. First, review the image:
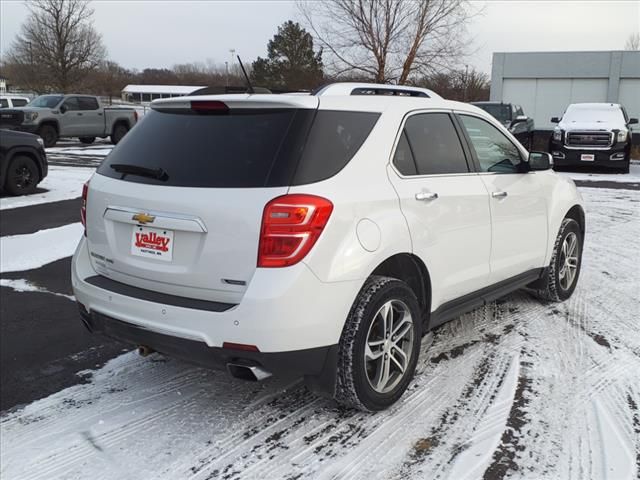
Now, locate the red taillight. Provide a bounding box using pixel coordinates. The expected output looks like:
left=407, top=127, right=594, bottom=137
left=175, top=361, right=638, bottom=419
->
left=258, top=194, right=333, bottom=268
left=190, top=100, right=229, bottom=113
left=81, top=180, right=89, bottom=236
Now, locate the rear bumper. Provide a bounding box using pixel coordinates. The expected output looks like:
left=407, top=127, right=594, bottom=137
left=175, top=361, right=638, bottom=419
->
left=549, top=141, right=630, bottom=168
left=72, top=237, right=360, bottom=353
left=78, top=304, right=337, bottom=383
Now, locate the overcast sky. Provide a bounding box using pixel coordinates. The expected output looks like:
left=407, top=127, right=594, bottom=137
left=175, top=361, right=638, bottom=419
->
left=1, top=0, right=639, bottom=76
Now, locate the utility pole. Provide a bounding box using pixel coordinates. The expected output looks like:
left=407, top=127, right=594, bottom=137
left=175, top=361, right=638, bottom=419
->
left=225, top=61, right=229, bottom=87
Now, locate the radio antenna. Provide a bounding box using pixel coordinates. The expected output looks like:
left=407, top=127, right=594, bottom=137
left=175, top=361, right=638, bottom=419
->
left=236, top=55, right=254, bottom=94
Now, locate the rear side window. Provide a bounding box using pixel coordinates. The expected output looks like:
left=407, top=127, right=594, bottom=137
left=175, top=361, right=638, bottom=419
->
left=12, top=99, right=28, bottom=107
left=392, top=131, right=417, bottom=176
left=403, top=113, right=469, bottom=175
left=79, top=97, right=99, bottom=110
left=97, top=109, right=379, bottom=188
left=0, top=99, right=8, bottom=108
left=292, top=111, right=380, bottom=184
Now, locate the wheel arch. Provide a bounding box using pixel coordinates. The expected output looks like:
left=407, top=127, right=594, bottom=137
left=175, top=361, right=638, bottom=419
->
left=564, top=204, right=585, bottom=238
left=3, top=148, right=43, bottom=182
left=38, top=119, right=60, bottom=133
left=370, top=253, right=432, bottom=328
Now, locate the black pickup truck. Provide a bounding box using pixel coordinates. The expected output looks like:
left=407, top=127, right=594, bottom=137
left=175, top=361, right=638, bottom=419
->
left=0, top=129, right=48, bottom=195
left=471, top=102, right=535, bottom=150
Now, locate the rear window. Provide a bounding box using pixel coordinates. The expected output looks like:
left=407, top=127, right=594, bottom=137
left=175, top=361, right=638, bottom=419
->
left=98, top=108, right=379, bottom=188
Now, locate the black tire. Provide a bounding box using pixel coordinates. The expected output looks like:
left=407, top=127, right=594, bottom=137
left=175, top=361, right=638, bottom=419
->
left=38, top=124, right=58, bottom=148
left=79, top=137, right=96, bottom=145
left=334, top=276, right=422, bottom=411
left=534, top=218, right=583, bottom=302
left=4, top=156, right=40, bottom=196
left=110, top=123, right=128, bottom=144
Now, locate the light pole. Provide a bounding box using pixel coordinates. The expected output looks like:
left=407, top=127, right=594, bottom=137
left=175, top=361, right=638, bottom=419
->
left=229, top=49, right=236, bottom=84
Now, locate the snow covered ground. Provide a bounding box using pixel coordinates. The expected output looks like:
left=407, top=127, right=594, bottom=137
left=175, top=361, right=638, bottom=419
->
left=0, top=223, right=83, bottom=273
left=1, top=185, right=638, bottom=480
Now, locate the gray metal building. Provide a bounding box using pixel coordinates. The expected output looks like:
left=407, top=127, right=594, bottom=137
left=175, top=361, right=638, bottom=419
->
left=490, top=51, right=640, bottom=130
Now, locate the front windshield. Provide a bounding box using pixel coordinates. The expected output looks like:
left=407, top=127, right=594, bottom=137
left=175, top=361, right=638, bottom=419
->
left=563, top=105, right=624, bottom=124
left=475, top=104, right=511, bottom=123
left=28, top=95, right=64, bottom=108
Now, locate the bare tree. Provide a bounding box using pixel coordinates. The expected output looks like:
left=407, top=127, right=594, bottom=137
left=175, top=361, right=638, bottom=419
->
left=418, top=66, right=488, bottom=102
left=625, top=33, right=640, bottom=50
left=298, top=0, right=474, bottom=84
left=6, top=0, right=106, bottom=92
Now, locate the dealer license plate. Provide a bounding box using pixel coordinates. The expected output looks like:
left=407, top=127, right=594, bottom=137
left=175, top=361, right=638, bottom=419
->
left=581, top=154, right=595, bottom=162
left=131, top=225, right=174, bottom=261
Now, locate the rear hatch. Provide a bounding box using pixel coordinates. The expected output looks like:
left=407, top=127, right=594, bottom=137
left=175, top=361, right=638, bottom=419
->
left=87, top=96, right=319, bottom=304
left=86, top=95, right=381, bottom=304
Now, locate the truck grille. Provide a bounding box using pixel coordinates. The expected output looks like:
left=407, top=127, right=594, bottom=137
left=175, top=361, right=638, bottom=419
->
left=566, top=131, right=612, bottom=148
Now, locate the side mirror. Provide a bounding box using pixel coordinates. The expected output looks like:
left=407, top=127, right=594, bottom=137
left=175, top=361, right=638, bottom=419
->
left=528, top=151, right=553, bottom=171
left=59, top=104, right=68, bottom=114
left=550, top=117, right=560, bottom=123
left=629, top=118, right=638, bottom=125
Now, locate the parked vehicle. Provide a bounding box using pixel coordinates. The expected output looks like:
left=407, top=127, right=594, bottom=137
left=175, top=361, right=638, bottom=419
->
left=0, top=129, right=48, bottom=195
left=471, top=101, right=534, bottom=149
left=9, top=94, right=138, bottom=147
left=549, top=103, right=637, bottom=173
left=0, top=96, right=30, bottom=109
left=72, top=83, right=585, bottom=411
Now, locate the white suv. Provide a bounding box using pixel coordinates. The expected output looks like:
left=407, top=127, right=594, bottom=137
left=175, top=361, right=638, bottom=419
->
left=72, top=83, right=585, bottom=411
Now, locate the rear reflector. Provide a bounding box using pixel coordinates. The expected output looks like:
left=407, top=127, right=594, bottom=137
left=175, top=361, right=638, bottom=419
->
left=190, top=100, right=229, bottom=113
left=258, top=194, right=333, bottom=268
left=223, top=342, right=260, bottom=352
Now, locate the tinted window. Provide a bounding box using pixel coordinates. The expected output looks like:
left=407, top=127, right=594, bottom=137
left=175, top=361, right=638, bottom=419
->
left=293, top=111, right=380, bottom=184
left=79, top=97, right=99, bottom=110
left=99, top=109, right=303, bottom=187
left=62, top=97, right=81, bottom=111
left=0, top=99, right=8, bottom=108
left=12, top=99, right=28, bottom=107
left=460, top=115, right=524, bottom=173
left=98, top=109, right=379, bottom=188
left=392, top=131, right=417, bottom=176
left=403, top=113, right=469, bottom=175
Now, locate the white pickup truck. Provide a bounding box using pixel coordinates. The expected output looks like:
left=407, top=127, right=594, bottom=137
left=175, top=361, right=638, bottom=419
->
left=7, top=94, right=138, bottom=147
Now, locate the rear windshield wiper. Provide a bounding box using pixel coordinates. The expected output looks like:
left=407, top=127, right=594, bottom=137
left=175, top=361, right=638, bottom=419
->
left=110, top=163, right=168, bottom=181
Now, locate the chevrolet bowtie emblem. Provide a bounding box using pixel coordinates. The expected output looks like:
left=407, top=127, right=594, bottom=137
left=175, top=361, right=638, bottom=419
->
left=132, top=213, right=156, bottom=225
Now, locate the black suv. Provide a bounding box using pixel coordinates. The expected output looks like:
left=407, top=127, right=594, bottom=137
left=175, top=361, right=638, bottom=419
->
left=471, top=102, right=535, bottom=150
left=0, top=129, right=48, bottom=195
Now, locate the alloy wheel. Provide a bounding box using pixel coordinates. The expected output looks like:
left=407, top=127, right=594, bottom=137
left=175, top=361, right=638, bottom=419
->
left=364, top=300, right=415, bottom=394
left=558, top=232, right=579, bottom=290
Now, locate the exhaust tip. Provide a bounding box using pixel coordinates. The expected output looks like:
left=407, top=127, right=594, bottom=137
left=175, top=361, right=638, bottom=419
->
left=138, top=345, right=155, bottom=357
left=227, top=363, right=272, bottom=381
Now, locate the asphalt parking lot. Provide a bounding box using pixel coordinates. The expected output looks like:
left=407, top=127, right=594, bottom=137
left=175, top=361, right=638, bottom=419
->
left=1, top=143, right=639, bottom=479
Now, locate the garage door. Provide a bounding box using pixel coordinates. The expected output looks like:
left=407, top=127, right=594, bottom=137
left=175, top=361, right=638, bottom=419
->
left=501, top=78, right=609, bottom=129
left=619, top=79, right=640, bottom=132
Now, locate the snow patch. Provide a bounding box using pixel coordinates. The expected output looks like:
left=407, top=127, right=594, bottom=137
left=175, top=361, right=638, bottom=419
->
left=557, top=163, right=640, bottom=183
left=0, top=278, right=75, bottom=301
left=0, top=223, right=83, bottom=273
left=0, top=166, right=94, bottom=210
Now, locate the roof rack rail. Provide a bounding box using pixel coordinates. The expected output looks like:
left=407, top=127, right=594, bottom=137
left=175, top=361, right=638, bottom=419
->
left=313, top=82, right=441, bottom=99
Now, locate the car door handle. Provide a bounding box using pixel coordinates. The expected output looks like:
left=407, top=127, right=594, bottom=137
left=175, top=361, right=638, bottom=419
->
left=415, top=192, right=438, bottom=201
left=491, top=191, right=508, bottom=198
